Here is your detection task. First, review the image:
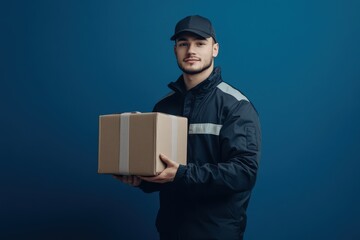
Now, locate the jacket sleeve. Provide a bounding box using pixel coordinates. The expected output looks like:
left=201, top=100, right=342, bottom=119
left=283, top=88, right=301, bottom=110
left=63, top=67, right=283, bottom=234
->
left=173, top=101, right=261, bottom=196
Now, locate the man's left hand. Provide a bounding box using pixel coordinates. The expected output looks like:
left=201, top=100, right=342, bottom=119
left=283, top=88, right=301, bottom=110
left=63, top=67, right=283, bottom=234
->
left=139, top=154, right=179, bottom=183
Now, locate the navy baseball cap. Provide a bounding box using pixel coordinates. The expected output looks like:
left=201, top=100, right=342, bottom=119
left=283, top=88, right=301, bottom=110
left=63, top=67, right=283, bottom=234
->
left=170, top=15, right=217, bottom=42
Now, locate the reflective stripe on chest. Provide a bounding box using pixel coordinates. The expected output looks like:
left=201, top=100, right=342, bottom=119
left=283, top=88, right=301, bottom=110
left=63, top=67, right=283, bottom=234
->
left=188, top=123, right=222, bottom=136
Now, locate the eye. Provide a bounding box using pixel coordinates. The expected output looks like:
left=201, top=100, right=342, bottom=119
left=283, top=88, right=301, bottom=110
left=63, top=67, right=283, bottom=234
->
left=178, top=42, right=189, bottom=47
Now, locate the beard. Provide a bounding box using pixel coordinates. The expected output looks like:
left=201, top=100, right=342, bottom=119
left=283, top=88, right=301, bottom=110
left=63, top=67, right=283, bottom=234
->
left=177, top=58, right=213, bottom=75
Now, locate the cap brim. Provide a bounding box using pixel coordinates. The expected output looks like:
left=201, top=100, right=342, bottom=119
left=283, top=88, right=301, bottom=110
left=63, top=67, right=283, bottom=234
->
left=170, top=29, right=212, bottom=41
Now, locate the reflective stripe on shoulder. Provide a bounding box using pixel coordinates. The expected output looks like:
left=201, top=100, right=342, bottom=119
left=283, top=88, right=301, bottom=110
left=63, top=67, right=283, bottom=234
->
left=217, top=82, right=249, bottom=102
left=189, top=123, right=222, bottom=136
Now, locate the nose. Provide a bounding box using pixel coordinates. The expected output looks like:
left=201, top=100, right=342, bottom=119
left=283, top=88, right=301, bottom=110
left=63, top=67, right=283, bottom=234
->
left=187, top=43, right=196, bottom=54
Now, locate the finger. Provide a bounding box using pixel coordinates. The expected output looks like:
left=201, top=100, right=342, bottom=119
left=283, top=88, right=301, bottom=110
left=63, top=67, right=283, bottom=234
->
left=139, top=176, right=156, bottom=181
left=120, top=175, right=126, bottom=183
left=133, top=176, right=141, bottom=186
left=112, top=175, right=120, bottom=180
left=139, top=175, right=162, bottom=183
left=129, top=175, right=137, bottom=185
left=140, top=172, right=167, bottom=183
left=113, top=175, right=125, bottom=182
left=127, top=176, right=133, bottom=185
left=125, top=175, right=132, bottom=184
left=130, top=175, right=138, bottom=185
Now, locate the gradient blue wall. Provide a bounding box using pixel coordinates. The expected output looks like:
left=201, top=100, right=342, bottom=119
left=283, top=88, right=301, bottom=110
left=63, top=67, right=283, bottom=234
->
left=1, top=0, right=360, bottom=239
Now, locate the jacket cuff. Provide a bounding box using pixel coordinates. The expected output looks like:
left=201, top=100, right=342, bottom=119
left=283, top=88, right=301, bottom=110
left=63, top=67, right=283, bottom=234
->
left=174, top=164, right=187, bottom=183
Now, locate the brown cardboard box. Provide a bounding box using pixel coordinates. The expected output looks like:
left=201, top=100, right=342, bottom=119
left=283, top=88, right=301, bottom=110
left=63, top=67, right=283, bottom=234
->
left=98, top=112, right=188, bottom=176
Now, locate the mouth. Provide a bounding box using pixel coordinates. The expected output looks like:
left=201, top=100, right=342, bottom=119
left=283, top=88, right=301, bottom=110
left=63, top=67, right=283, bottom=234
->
left=184, top=58, right=200, bottom=63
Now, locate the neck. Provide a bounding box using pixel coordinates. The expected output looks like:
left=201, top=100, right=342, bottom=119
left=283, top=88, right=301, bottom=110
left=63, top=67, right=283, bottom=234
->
left=183, top=64, right=214, bottom=90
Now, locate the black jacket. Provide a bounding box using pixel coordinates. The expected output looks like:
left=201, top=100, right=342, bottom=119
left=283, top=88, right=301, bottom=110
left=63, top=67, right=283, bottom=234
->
left=139, top=67, right=261, bottom=240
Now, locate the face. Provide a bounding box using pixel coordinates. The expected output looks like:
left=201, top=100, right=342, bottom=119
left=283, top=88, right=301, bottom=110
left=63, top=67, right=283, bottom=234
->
left=174, top=33, right=219, bottom=75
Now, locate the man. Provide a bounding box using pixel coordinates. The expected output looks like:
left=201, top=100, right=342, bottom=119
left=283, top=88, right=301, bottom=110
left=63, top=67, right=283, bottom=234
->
left=114, top=15, right=261, bottom=240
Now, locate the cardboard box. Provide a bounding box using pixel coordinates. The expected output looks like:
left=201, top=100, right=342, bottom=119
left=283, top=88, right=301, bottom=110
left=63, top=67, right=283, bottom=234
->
left=98, top=112, right=188, bottom=176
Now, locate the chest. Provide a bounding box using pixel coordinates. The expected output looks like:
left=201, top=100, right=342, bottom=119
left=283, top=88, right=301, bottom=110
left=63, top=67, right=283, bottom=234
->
left=172, top=91, right=228, bottom=125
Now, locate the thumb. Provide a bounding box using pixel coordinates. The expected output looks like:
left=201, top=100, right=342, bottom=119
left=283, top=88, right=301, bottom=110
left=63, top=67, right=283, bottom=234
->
left=159, top=154, right=173, bottom=166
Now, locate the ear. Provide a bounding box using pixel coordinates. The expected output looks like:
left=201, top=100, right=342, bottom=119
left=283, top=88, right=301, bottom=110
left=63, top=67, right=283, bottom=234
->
left=174, top=45, right=177, bottom=57
left=212, top=43, right=219, bottom=58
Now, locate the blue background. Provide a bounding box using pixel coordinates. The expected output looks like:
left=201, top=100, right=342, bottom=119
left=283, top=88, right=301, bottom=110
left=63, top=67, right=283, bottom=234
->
left=1, top=0, right=360, bottom=239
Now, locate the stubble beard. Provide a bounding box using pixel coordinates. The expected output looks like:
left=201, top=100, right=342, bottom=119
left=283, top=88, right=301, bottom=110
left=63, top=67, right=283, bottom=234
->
left=177, top=58, right=213, bottom=75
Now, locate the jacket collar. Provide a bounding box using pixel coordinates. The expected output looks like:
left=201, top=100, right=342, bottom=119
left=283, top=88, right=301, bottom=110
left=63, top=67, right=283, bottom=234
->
left=168, top=67, right=222, bottom=95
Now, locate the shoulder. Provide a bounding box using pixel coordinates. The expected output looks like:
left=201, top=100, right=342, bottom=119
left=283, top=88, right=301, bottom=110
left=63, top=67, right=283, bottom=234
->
left=215, top=81, right=259, bottom=118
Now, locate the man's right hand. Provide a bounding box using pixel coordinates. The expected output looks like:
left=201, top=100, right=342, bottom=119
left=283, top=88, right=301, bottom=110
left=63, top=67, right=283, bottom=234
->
left=113, top=175, right=142, bottom=187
